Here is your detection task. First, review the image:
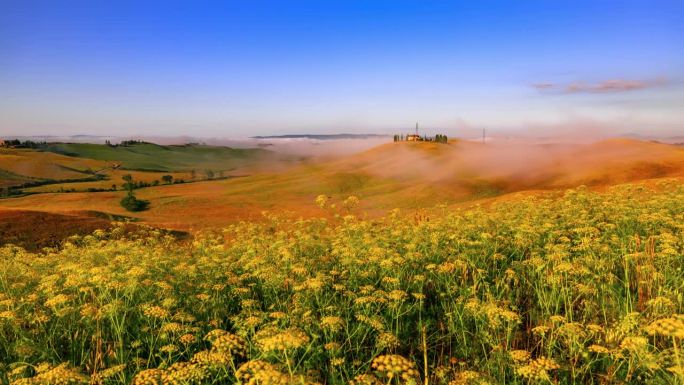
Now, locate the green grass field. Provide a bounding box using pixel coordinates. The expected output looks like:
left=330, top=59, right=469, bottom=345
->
left=0, top=142, right=300, bottom=197
left=40, top=143, right=280, bottom=172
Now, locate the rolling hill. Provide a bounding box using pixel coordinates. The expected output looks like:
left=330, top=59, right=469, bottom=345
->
left=39, top=142, right=288, bottom=171
left=2, top=138, right=684, bottom=234
left=0, top=142, right=302, bottom=194
left=0, top=147, right=107, bottom=187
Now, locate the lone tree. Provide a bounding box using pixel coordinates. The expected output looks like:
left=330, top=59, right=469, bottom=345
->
left=121, top=174, right=135, bottom=191
left=161, top=174, right=173, bottom=184
left=120, top=174, right=149, bottom=212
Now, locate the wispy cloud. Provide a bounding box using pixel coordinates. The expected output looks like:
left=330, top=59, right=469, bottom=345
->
left=531, top=83, right=555, bottom=91
left=533, top=78, right=667, bottom=94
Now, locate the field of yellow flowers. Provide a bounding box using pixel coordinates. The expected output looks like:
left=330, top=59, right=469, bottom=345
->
left=1, top=180, right=684, bottom=384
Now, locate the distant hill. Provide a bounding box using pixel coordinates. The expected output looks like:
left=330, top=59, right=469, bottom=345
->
left=251, top=134, right=390, bottom=140
left=38, top=142, right=285, bottom=172
left=2, top=138, right=684, bottom=232
left=0, top=142, right=299, bottom=193
left=333, top=138, right=684, bottom=192
left=0, top=147, right=107, bottom=188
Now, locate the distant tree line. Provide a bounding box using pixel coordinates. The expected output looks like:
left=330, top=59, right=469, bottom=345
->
left=118, top=175, right=187, bottom=191
left=1, top=139, right=48, bottom=149
left=187, top=169, right=227, bottom=181
left=0, top=170, right=233, bottom=199
left=0, top=174, right=107, bottom=199
left=105, top=139, right=151, bottom=147
left=2, top=139, right=154, bottom=148
left=9, top=175, right=189, bottom=196
left=0, top=187, right=23, bottom=198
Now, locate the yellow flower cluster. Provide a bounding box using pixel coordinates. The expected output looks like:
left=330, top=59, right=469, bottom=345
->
left=131, top=361, right=209, bottom=385
left=90, top=364, right=126, bottom=385
left=588, top=344, right=610, bottom=354
left=516, top=357, right=560, bottom=381
left=207, top=330, right=248, bottom=356
left=0, top=310, right=17, bottom=322
left=44, top=294, right=71, bottom=309
left=162, top=362, right=208, bottom=385
left=315, top=195, right=329, bottom=209
left=141, top=305, right=170, bottom=319
left=464, top=299, right=520, bottom=329
left=160, top=322, right=183, bottom=334
left=190, top=350, right=233, bottom=367
left=321, top=316, right=345, bottom=332
left=508, top=350, right=531, bottom=364
left=370, top=355, right=420, bottom=382
left=375, top=332, right=400, bottom=350
left=10, top=363, right=89, bottom=385
left=355, top=314, right=385, bottom=331
left=448, top=370, right=488, bottom=385
left=349, top=374, right=383, bottom=385
left=178, top=333, right=196, bottom=345
left=131, top=369, right=165, bottom=385
left=235, top=360, right=291, bottom=385
left=619, top=336, right=649, bottom=352
left=256, top=328, right=310, bottom=353
left=645, top=315, right=684, bottom=338
left=159, top=344, right=178, bottom=354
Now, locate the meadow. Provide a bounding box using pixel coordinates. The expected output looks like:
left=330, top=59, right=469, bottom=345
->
left=0, top=142, right=296, bottom=195
left=38, top=143, right=284, bottom=172
left=4, top=139, right=684, bottom=235
left=1, top=180, right=683, bottom=384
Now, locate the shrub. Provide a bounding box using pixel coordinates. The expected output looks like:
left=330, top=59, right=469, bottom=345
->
left=120, top=194, right=149, bottom=212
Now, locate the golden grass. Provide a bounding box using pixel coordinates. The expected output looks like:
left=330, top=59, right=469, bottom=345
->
left=0, top=148, right=106, bottom=180
left=2, top=139, right=684, bottom=233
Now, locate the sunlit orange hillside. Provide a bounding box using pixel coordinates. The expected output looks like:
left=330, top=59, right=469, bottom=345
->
left=334, top=138, right=684, bottom=191
left=1, top=138, right=683, bottom=237
left=0, top=137, right=681, bottom=243
left=0, top=148, right=107, bottom=187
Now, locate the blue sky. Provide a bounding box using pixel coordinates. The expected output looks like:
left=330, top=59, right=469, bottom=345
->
left=1, top=0, right=682, bottom=137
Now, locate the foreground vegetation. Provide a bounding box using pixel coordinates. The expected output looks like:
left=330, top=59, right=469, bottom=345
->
left=1, top=180, right=683, bottom=384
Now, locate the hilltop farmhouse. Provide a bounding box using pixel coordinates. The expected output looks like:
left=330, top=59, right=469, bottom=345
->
left=393, top=123, right=448, bottom=144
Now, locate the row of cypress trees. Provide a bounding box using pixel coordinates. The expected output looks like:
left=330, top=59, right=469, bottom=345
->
left=392, top=134, right=448, bottom=143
